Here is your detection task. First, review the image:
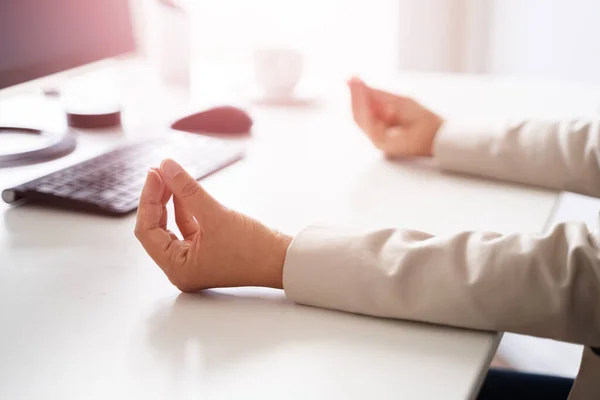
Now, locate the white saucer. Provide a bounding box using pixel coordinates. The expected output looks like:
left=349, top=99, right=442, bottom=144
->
left=249, top=87, right=319, bottom=107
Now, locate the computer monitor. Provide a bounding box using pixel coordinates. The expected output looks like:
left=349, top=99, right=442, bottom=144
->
left=0, top=0, right=136, bottom=166
left=0, top=0, right=136, bottom=90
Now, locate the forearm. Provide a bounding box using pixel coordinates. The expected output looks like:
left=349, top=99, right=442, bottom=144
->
left=282, top=223, right=600, bottom=346
left=434, top=119, right=600, bottom=198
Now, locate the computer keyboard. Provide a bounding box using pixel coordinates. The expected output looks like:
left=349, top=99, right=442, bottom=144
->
left=1, top=133, right=245, bottom=216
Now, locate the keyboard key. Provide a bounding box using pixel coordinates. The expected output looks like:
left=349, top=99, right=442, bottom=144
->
left=47, top=177, right=70, bottom=186
left=53, top=186, right=76, bottom=196
left=69, top=188, right=98, bottom=200
left=86, top=189, right=121, bottom=204
left=36, top=183, right=57, bottom=194
left=109, top=198, right=138, bottom=212
left=89, top=181, right=112, bottom=190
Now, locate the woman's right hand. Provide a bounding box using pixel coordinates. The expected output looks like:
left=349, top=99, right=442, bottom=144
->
left=348, top=77, right=444, bottom=158
left=134, top=159, right=291, bottom=293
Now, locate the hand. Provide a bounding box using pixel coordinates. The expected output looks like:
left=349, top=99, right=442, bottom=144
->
left=134, top=159, right=292, bottom=292
left=348, top=77, right=444, bottom=158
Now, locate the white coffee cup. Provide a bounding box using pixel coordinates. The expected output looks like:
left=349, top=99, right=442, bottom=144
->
left=253, top=48, right=304, bottom=100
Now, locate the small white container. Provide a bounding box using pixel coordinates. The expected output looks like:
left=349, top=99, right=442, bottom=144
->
left=147, top=0, right=191, bottom=87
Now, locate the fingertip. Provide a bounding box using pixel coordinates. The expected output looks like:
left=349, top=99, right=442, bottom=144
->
left=146, top=169, right=161, bottom=188
left=151, top=166, right=167, bottom=187
left=137, top=170, right=164, bottom=229
left=348, top=76, right=367, bottom=89
left=139, top=169, right=161, bottom=201
left=160, top=158, right=185, bottom=181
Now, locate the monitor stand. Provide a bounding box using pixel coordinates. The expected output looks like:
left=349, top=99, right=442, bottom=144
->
left=0, top=78, right=121, bottom=168
left=0, top=126, right=76, bottom=168
left=0, top=68, right=123, bottom=167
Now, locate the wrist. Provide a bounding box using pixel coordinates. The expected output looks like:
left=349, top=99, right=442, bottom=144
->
left=254, top=228, right=292, bottom=290
left=268, top=231, right=293, bottom=289
left=426, top=115, right=445, bottom=157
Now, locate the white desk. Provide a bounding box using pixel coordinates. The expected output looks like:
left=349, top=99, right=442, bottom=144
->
left=1, top=66, right=599, bottom=399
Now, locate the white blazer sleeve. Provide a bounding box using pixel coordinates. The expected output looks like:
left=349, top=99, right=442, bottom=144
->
left=434, top=119, right=600, bottom=198
left=283, top=223, right=600, bottom=347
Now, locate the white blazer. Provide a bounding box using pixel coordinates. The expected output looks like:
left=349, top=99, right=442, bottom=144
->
left=282, top=119, right=600, bottom=399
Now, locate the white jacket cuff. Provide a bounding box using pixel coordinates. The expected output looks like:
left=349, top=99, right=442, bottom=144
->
left=432, top=120, right=505, bottom=176
left=282, top=225, right=375, bottom=313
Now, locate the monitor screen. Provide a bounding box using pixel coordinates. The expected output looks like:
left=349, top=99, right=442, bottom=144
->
left=0, top=0, right=136, bottom=90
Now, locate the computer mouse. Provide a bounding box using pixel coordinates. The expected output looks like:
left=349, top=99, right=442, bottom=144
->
left=170, top=106, right=253, bottom=135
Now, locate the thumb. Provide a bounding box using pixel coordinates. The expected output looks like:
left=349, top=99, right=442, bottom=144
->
left=364, top=86, right=410, bottom=124
left=348, top=78, right=373, bottom=130
left=159, top=158, right=221, bottom=220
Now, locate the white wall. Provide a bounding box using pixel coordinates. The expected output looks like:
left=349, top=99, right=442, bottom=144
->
left=487, top=0, right=600, bottom=83
left=188, top=0, right=400, bottom=73
left=395, top=0, right=492, bottom=74
left=395, top=0, right=600, bottom=82
left=396, top=0, right=466, bottom=72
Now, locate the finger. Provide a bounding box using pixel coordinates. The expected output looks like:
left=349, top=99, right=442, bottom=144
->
left=174, top=196, right=199, bottom=240
left=150, top=167, right=172, bottom=230
left=362, top=86, right=389, bottom=120
left=136, top=170, right=168, bottom=232
left=347, top=75, right=363, bottom=86
left=135, top=170, right=179, bottom=269
left=348, top=78, right=371, bottom=130
left=153, top=168, right=179, bottom=241
left=369, top=117, right=389, bottom=148
left=348, top=78, right=401, bottom=115
left=367, top=87, right=409, bottom=123
left=348, top=79, right=386, bottom=144
left=358, top=83, right=388, bottom=145
left=367, top=86, right=421, bottom=125
left=382, top=102, right=396, bottom=123
left=160, top=158, right=221, bottom=222
left=368, top=86, right=408, bottom=104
